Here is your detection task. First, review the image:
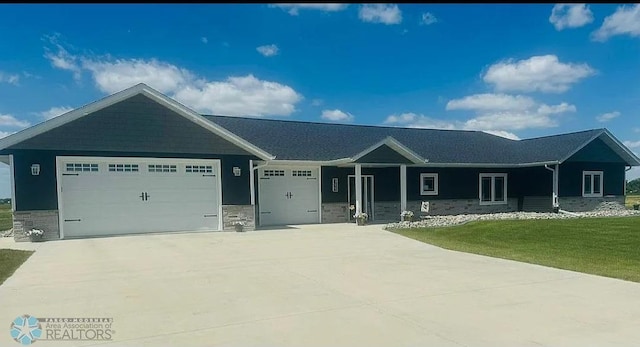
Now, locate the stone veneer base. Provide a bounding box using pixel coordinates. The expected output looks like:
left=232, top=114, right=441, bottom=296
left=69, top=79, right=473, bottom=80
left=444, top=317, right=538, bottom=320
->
left=13, top=210, right=60, bottom=242
left=222, top=205, right=256, bottom=231
left=559, top=196, right=625, bottom=212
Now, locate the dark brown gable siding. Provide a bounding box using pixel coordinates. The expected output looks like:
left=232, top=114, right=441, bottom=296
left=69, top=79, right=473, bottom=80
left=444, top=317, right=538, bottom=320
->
left=9, top=94, right=252, bottom=156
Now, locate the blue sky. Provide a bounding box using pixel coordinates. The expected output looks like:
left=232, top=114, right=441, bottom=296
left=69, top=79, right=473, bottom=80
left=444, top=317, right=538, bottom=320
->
left=1, top=3, right=640, bottom=197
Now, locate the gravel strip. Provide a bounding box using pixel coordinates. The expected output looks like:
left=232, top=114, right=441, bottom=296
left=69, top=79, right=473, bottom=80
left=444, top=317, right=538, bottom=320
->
left=385, top=205, right=640, bottom=230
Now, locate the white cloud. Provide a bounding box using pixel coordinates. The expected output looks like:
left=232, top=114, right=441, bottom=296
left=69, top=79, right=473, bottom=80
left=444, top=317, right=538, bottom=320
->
left=384, top=113, right=457, bottom=130
left=256, top=44, right=279, bottom=57
left=45, top=42, right=303, bottom=117
left=0, top=114, right=30, bottom=128
left=383, top=113, right=519, bottom=140
left=482, top=130, right=520, bottom=140
left=483, top=55, right=595, bottom=93
left=446, top=93, right=536, bottom=112
left=447, top=93, right=576, bottom=131
left=596, top=111, right=620, bottom=123
left=311, top=99, right=323, bottom=106
left=591, top=4, right=640, bottom=42
left=321, top=109, right=354, bottom=122
left=173, top=75, right=302, bottom=117
left=384, top=92, right=576, bottom=140
left=81, top=58, right=195, bottom=94
left=549, top=4, right=594, bottom=30
left=38, top=106, right=74, bottom=120
left=270, top=3, right=348, bottom=16
left=0, top=71, right=19, bottom=85
left=420, top=12, right=438, bottom=25
left=201, top=37, right=208, bottom=44
left=43, top=35, right=82, bottom=81
left=623, top=140, right=640, bottom=149
left=359, top=4, right=402, bottom=25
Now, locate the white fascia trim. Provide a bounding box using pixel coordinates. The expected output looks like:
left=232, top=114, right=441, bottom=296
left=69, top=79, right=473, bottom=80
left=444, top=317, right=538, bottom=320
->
left=410, top=161, right=560, bottom=168
left=0, top=83, right=275, bottom=161
left=351, top=137, right=426, bottom=164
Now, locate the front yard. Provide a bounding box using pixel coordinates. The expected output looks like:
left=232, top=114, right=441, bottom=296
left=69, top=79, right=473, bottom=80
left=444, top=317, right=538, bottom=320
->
left=0, top=249, right=33, bottom=285
left=392, top=216, right=640, bottom=282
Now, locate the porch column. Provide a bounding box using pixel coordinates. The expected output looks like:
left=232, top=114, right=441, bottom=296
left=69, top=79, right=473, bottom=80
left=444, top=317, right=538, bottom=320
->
left=400, top=164, right=407, bottom=212
left=553, top=164, right=559, bottom=209
left=355, top=164, right=362, bottom=218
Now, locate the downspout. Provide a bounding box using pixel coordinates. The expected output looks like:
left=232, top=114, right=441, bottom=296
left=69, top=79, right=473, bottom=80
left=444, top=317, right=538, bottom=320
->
left=544, top=164, right=560, bottom=213
left=625, top=165, right=632, bottom=195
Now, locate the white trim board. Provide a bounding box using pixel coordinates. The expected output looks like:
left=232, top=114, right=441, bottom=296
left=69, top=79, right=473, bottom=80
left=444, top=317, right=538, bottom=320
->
left=0, top=83, right=274, bottom=161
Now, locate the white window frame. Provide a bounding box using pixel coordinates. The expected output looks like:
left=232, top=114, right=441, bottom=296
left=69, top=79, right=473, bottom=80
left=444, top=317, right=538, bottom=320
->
left=582, top=171, right=604, bottom=198
left=479, top=173, right=508, bottom=205
left=420, top=173, right=439, bottom=196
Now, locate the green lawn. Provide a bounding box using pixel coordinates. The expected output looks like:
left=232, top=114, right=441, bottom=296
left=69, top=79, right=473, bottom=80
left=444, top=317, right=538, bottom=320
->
left=0, top=203, right=11, bottom=231
left=391, top=217, right=640, bottom=282
left=0, top=249, right=33, bottom=285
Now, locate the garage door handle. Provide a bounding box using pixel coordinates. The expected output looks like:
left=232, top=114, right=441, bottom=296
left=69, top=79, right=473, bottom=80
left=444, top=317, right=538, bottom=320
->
left=203, top=174, right=216, bottom=177
left=307, top=210, right=318, bottom=213
left=204, top=214, right=218, bottom=217
left=64, top=219, right=81, bottom=222
left=260, top=177, right=270, bottom=180
left=260, top=211, right=271, bottom=214
left=307, top=177, right=317, bottom=180
left=62, top=173, right=79, bottom=176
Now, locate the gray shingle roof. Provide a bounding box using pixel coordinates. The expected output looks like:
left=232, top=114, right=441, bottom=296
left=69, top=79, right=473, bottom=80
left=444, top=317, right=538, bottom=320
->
left=204, top=116, right=609, bottom=165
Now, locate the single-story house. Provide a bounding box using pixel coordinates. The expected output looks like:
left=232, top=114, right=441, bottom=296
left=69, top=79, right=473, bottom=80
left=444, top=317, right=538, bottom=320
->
left=1, top=83, right=638, bottom=241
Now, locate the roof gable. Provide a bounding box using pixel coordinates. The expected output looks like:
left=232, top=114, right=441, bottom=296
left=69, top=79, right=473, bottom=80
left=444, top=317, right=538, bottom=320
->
left=8, top=94, right=254, bottom=156
left=564, top=137, right=628, bottom=164
left=0, top=83, right=273, bottom=159
left=355, top=144, right=415, bottom=164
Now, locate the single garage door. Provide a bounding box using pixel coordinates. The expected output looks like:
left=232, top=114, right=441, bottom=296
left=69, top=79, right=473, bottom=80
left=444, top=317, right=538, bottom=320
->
left=258, top=167, right=320, bottom=226
left=58, top=156, right=221, bottom=238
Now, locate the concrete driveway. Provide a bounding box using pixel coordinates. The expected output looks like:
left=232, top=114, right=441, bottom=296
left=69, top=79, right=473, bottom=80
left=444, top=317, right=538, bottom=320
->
left=1, top=224, right=640, bottom=347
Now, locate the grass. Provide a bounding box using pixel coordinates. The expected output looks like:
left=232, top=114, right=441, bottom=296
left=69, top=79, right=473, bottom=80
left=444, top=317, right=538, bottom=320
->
left=0, top=249, right=33, bottom=285
left=0, top=203, right=12, bottom=231
left=392, top=217, right=640, bottom=282
left=626, top=195, right=640, bottom=209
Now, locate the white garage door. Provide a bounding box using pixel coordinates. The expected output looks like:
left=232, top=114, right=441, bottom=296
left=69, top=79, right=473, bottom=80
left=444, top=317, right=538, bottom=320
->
left=258, top=167, right=320, bottom=226
left=57, top=156, right=221, bottom=238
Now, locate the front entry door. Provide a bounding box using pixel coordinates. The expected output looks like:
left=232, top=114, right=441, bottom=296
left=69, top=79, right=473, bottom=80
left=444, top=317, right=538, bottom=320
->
left=348, top=175, right=374, bottom=221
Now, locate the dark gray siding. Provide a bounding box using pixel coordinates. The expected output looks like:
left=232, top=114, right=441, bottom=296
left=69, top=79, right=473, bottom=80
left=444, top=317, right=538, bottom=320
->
left=356, top=145, right=413, bottom=164
left=13, top=151, right=58, bottom=211
left=559, top=162, right=625, bottom=197
left=9, top=94, right=253, bottom=156
left=565, top=138, right=627, bottom=163
left=322, top=166, right=556, bottom=204
left=10, top=150, right=253, bottom=211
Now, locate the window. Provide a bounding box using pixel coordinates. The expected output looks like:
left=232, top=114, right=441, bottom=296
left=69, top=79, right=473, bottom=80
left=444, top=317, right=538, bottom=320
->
left=292, top=170, right=312, bottom=177
left=186, top=165, right=213, bottom=173
left=583, top=171, right=603, bottom=197
left=420, top=173, right=438, bottom=196
left=66, top=163, right=98, bottom=172
left=108, top=164, right=139, bottom=172
left=263, top=170, right=284, bottom=177
left=148, top=164, right=177, bottom=173
left=479, top=173, right=507, bottom=205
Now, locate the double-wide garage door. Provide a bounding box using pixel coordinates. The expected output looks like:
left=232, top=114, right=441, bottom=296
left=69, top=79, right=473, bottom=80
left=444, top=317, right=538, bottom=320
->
left=58, top=156, right=221, bottom=238
left=258, top=167, right=320, bottom=226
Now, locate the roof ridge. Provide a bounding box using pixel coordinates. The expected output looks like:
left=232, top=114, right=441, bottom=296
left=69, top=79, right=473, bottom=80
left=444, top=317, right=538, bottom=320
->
left=204, top=114, right=484, bottom=134
left=518, top=128, right=604, bottom=142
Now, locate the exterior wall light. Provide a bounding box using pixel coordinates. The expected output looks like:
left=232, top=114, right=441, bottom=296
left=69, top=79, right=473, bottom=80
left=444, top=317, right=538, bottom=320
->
left=232, top=166, right=241, bottom=177
left=332, top=177, right=339, bottom=192
left=31, top=164, right=41, bottom=176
